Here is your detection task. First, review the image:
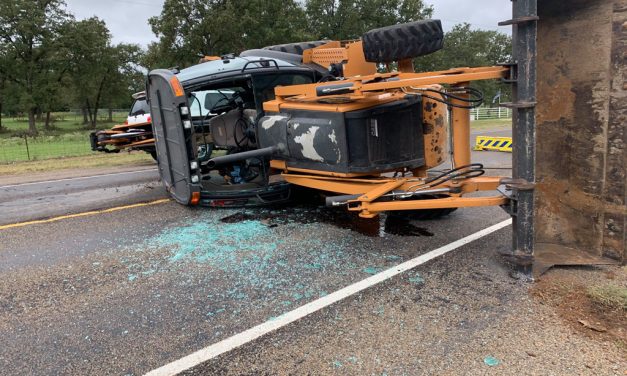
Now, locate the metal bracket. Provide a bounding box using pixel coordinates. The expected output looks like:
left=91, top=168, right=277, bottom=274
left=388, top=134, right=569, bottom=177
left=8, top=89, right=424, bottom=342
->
left=497, top=178, right=534, bottom=217
left=498, top=16, right=540, bottom=26
left=241, top=59, right=279, bottom=72
left=498, top=62, right=517, bottom=83
left=497, top=184, right=516, bottom=216
left=500, top=101, right=537, bottom=109
left=500, top=177, right=535, bottom=191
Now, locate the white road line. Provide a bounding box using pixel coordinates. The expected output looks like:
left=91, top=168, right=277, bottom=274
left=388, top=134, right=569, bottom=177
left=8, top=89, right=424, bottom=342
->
left=145, top=218, right=513, bottom=376
left=0, top=168, right=158, bottom=189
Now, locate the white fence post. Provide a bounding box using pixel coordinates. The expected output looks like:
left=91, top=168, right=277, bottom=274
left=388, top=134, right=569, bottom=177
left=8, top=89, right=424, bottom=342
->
left=470, top=107, right=513, bottom=121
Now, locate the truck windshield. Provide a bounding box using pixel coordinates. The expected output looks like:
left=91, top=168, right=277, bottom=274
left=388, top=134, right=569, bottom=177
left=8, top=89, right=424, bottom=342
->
left=129, top=99, right=150, bottom=116
left=252, top=73, right=314, bottom=109
left=189, top=90, right=235, bottom=117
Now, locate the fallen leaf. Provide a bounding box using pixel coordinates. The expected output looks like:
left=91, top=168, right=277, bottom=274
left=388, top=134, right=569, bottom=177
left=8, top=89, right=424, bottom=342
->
left=578, top=319, right=607, bottom=332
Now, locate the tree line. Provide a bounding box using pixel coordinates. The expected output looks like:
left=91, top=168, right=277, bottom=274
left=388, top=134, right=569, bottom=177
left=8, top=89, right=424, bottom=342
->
left=0, top=0, right=143, bottom=134
left=0, top=0, right=511, bottom=134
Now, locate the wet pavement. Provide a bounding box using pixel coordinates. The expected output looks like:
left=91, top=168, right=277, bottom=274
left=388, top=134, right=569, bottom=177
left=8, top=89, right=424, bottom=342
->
left=0, top=168, right=163, bottom=225
left=0, top=196, right=511, bottom=375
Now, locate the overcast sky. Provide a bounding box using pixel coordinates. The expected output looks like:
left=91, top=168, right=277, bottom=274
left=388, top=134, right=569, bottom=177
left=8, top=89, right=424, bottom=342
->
left=64, top=0, right=511, bottom=47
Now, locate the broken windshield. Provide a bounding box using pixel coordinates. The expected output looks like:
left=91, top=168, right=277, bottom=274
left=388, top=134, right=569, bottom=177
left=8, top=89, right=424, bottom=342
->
left=189, top=90, right=235, bottom=117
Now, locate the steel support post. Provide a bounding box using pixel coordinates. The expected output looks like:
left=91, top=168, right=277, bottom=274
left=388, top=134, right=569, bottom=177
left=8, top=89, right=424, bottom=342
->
left=510, top=0, right=538, bottom=267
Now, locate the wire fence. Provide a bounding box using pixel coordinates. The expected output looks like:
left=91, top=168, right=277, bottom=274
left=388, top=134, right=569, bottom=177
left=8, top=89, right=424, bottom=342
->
left=0, top=134, right=95, bottom=163
left=0, top=109, right=129, bottom=164
left=7, top=109, right=129, bottom=124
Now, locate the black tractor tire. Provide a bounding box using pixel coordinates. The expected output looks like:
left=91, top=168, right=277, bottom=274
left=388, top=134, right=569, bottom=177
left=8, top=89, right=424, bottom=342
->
left=263, top=40, right=330, bottom=55
left=362, top=19, right=444, bottom=63
left=96, top=133, right=110, bottom=143
left=148, top=149, right=158, bottom=161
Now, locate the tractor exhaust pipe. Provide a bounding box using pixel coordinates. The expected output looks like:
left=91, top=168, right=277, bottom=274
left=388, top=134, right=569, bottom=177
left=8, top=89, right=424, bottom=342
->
left=207, top=146, right=279, bottom=169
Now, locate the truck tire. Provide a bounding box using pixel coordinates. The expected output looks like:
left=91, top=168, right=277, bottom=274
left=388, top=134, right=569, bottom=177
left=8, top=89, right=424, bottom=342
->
left=263, top=40, right=330, bottom=55
left=362, top=19, right=444, bottom=62
left=148, top=149, right=158, bottom=161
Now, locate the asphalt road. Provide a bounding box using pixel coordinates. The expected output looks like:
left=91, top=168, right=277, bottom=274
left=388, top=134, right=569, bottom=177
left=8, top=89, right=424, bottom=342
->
left=10, top=128, right=621, bottom=375
left=0, top=195, right=516, bottom=375
left=0, top=168, right=164, bottom=225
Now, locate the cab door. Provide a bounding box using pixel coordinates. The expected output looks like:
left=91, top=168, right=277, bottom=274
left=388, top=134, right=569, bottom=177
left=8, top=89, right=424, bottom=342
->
left=147, top=69, right=199, bottom=204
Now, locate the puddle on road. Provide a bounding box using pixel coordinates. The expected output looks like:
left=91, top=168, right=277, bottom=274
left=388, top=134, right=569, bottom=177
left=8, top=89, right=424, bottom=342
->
left=220, top=206, right=434, bottom=238
left=383, top=215, right=434, bottom=237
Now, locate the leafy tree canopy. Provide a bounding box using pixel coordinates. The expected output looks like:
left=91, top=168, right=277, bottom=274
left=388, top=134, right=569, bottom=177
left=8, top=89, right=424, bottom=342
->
left=0, top=0, right=72, bottom=132
left=414, top=23, right=512, bottom=104
left=145, top=0, right=309, bottom=69
left=305, top=0, right=433, bottom=40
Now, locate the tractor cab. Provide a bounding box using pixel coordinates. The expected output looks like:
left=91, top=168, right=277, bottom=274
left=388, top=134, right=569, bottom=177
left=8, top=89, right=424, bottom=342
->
left=147, top=55, right=318, bottom=207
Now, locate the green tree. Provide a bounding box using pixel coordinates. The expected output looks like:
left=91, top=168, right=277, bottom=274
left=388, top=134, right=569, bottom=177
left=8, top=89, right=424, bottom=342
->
left=61, top=18, right=142, bottom=128
left=0, top=80, right=22, bottom=117
left=146, top=0, right=309, bottom=69
left=305, top=0, right=433, bottom=40
left=0, top=38, right=6, bottom=131
left=413, top=23, right=512, bottom=104
left=100, top=44, right=145, bottom=120
left=39, top=34, right=73, bottom=130
left=0, top=0, right=72, bottom=134
left=0, top=76, right=4, bottom=131
left=60, top=18, right=110, bottom=127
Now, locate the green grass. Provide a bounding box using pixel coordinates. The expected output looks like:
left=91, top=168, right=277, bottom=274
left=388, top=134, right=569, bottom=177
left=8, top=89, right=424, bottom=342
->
left=0, top=132, right=98, bottom=162
left=0, top=112, right=126, bottom=138
left=587, top=285, right=627, bottom=312
left=0, top=112, right=128, bottom=163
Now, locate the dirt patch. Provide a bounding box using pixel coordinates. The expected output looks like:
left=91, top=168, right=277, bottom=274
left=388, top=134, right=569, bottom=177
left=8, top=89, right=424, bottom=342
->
left=531, top=266, right=626, bottom=349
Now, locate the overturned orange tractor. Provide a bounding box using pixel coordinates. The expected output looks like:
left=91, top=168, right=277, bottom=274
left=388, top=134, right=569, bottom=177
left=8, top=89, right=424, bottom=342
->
left=147, top=20, right=513, bottom=217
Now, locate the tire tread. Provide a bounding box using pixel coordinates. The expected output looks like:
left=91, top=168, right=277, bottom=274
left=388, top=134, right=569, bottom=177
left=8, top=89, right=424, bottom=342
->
left=362, top=19, right=444, bottom=62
